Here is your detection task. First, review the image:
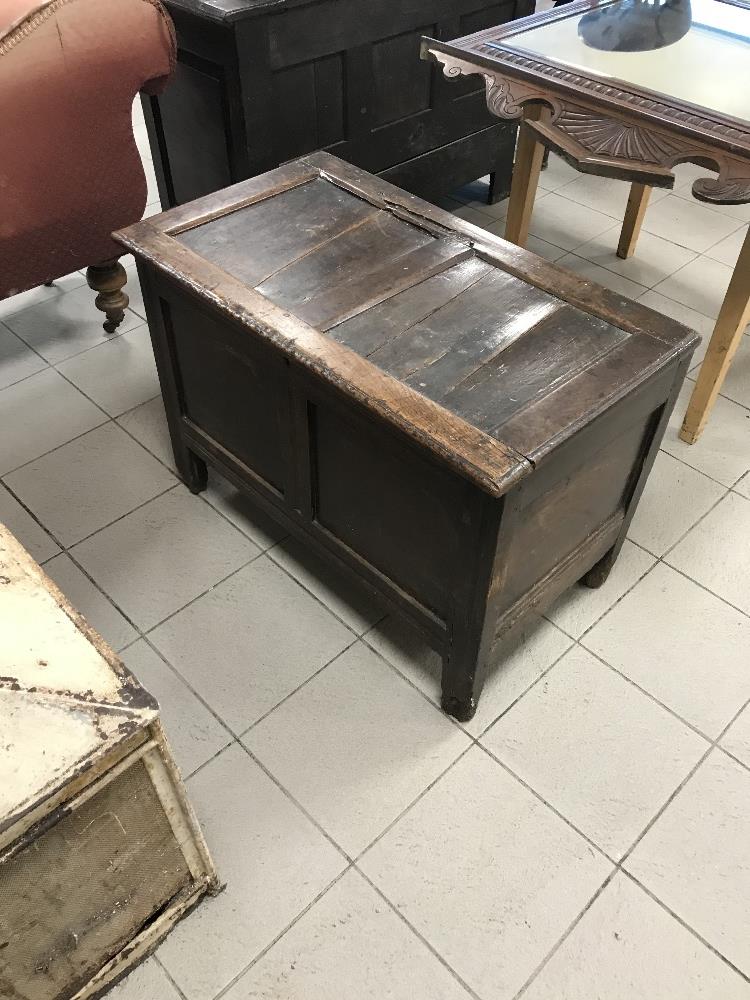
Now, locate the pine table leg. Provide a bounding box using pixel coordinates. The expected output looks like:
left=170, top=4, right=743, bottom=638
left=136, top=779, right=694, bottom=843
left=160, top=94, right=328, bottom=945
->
left=617, top=183, right=651, bottom=259
left=504, top=108, right=546, bottom=248
left=680, top=225, right=750, bottom=444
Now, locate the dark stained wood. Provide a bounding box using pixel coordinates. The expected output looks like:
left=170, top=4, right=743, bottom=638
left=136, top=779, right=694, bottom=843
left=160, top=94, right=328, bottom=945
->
left=141, top=0, right=535, bottom=211
left=117, top=153, right=698, bottom=721
left=179, top=176, right=381, bottom=285
left=329, top=256, right=493, bottom=355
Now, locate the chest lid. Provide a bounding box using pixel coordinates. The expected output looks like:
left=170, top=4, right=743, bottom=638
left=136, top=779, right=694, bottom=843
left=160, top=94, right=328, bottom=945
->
left=117, top=152, right=697, bottom=495
left=0, top=525, right=157, bottom=846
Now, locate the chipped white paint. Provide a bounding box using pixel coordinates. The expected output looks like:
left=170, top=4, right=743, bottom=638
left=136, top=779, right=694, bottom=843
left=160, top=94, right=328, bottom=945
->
left=0, top=522, right=157, bottom=837
left=0, top=526, right=217, bottom=1000
left=0, top=550, right=119, bottom=701
left=0, top=691, right=111, bottom=820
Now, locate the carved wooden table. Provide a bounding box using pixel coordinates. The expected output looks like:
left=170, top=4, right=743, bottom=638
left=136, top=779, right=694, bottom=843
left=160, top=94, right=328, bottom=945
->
left=117, top=152, right=696, bottom=722
left=422, top=0, right=750, bottom=444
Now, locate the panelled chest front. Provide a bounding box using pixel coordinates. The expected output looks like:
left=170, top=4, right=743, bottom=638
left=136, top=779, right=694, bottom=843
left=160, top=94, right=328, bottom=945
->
left=117, top=153, right=698, bottom=720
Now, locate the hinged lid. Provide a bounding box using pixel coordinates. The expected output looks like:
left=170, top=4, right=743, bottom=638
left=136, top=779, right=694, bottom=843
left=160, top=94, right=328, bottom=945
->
left=117, top=152, right=698, bottom=495
left=0, top=525, right=157, bottom=846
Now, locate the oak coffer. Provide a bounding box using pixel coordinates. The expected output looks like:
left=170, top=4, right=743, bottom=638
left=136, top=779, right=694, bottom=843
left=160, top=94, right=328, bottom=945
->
left=0, top=525, right=217, bottom=1000
left=141, top=0, right=534, bottom=208
left=116, top=153, right=698, bottom=721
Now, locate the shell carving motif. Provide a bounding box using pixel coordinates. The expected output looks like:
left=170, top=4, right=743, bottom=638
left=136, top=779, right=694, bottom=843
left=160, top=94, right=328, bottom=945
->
left=485, top=77, right=525, bottom=119
left=556, top=109, right=686, bottom=163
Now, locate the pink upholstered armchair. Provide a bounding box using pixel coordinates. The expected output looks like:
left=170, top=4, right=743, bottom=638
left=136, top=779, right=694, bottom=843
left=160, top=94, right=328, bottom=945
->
left=0, top=0, right=175, bottom=331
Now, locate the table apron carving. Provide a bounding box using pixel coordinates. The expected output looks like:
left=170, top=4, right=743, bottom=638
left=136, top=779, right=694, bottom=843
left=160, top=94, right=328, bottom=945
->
left=428, top=48, right=750, bottom=203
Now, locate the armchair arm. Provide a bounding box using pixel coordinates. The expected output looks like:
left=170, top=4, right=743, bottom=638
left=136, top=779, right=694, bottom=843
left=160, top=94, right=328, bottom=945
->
left=0, top=0, right=176, bottom=298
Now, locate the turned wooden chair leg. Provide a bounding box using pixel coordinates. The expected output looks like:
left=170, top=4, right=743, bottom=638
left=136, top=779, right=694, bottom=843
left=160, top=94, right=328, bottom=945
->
left=505, top=107, right=547, bottom=248
left=680, top=225, right=750, bottom=444
left=86, top=258, right=129, bottom=334
left=617, top=182, right=651, bottom=259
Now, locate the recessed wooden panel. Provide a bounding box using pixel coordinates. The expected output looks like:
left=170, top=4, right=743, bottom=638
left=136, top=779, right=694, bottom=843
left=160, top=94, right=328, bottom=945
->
left=157, top=57, right=232, bottom=204
left=272, top=53, right=345, bottom=162
left=178, top=178, right=378, bottom=287
left=255, top=212, right=436, bottom=319
left=165, top=297, right=290, bottom=493
left=371, top=27, right=434, bottom=127
left=499, top=410, right=652, bottom=610
left=313, top=403, right=470, bottom=617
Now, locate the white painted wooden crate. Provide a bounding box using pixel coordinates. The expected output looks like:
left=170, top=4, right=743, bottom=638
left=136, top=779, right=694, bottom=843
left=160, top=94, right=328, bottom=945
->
left=0, top=524, right=218, bottom=1000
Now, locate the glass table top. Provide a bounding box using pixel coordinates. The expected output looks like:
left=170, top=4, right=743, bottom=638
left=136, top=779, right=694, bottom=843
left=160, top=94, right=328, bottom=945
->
left=499, top=0, right=750, bottom=122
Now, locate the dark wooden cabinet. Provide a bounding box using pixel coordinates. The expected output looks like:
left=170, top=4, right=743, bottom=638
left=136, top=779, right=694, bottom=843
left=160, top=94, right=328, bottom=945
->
left=143, top=0, right=534, bottom=208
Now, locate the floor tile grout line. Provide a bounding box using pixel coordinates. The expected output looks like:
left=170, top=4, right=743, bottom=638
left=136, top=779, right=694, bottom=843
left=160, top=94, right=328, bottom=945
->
left=544, top=543, right=659, bottom=646
left=661, top=558, right=750, bottom=623
left=190, top=748, right=484, bottom=1000
left=476, top=741, right=618, bottom=866
left=350, top=744, right=476, bottom=866
left=503, top=693, right=750, bottom=999
left=236, top=632, right=362, bottom=739
left=510, top=868, right=619, bottom=1000
left=353, top=864, right=486, bottom=1000
left=617, top=689, right=750, bottom=869
left=620, top=869, right=750, bottom=986
left=660, top=441, right=750, bottom=492
left=0, top=275, right=89, bottom=325
left=138, top=633, right=241, bottom=743
left=647, top=446, right=737, bottom=499
left=141, top=548, right=266, bottom=636
left=58, top=480, right=180, bottom=552
left=716, top=742, right=750, bottom=775
left=236, top=740, right=354, bottom=864
left=0, top=477, right=65, bottom=556
left=181, top=737, right=237, bottom=784
left=579, top=644, right=718, bottom=744
left=556, top=485, right=750, bottom=652
left=261, top=539, right=387, bottom=641
left=53, top=353, right=150, bottom=422
left=0, top=410, right=111, bottom=480
left=357, top=633, right=473, bottom=739
left=208, top=866, right=354, bottom=1000
left=153, top=955, right=190, bottom=1000
left=554, top=251, right=650, bottom=296
left=0, top=360, right=52, bottom=395
left=7, top=307, right=144, bottom=369
left=470, top=632, right=576, bottom=741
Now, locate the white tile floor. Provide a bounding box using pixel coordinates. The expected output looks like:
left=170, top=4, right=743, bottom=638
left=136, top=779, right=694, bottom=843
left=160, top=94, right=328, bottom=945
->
left=3, top=109, right=750, bottom=1000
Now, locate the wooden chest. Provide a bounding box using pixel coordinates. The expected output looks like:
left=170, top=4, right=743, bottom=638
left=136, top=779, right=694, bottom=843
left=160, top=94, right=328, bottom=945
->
left=117, top=153, right=698, bottom=721
left=0, top=526, right=218, bottom=1000
left=142, top=0, right=533, bottom=208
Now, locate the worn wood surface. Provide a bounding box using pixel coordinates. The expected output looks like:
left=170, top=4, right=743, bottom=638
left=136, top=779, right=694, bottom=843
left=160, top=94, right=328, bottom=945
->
left=2, top=758, right=190, bottom=1000
left=117, top=152, right=698, bottom=720
left=0, top=526, right=157, bottom=840
left=0, top=526, right=218, bottom=1000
